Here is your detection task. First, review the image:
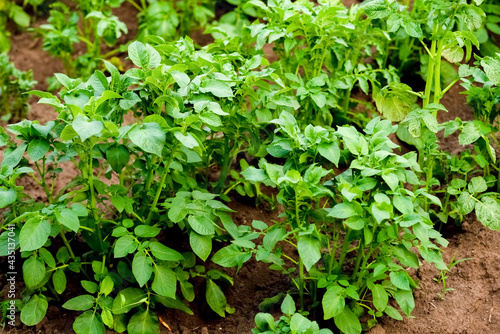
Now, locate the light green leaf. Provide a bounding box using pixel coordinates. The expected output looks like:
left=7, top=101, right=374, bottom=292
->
left=206, top=279, right=227, bottom=317
left=62, top=295, right=95, bottom=311
left=129, top=123, right=165, bottom=156
left=152, top=265, right=177, bottom=298
left=323, top=286, right=345, bottom=319
left=149, top=242, right=184, bottom=261
left=476, top=196, right=500, bottom=230
left=468, top=176, right=488, bottom=194
left=200, top=80, right=233, bottom=98
left=371, top=284, right=388, bottom=311
left=458, top=122, right=481, bottom=145
left=390, top=271, right=411, bottom=291
left=73, top=311, right=105, bottom=334
left=23, top=256, right=46, bottom=288
left=55, top=208, right=80, bottom=232
left=20, top=218, right=51, bottom=252
left=328, top=202, right=362, bottom=219
left=132, top=250, right=153, bottom=287
left=281, top=294, right=296, bottom=316
left=297, top=235, right=321, bottom=271
left=127, top=310, right=160, bottom=334
left=189, top=232, right=212, bottom=261
left=334, top=307, right=362, bottom=334
left=112, top=288, right=147, bottom=314
left=188, top=215, right=215, bottom=235
left=0, top=188, right=16, bottom=208
left=72, top=115, right=103, bottom=142
left=27, top=139, right=50, bottom=161
left=20, top=295, right=48, bottom=326
left=481, top=56, right=500, bottom=85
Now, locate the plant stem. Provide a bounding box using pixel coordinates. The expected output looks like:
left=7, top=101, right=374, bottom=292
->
left=299, top=257, right=305, bottom=311
left=59, top=230, right=76, bottom=260
left=146, top=152, right=174, bottom=224
left=87, top=149, right=103, bottom=249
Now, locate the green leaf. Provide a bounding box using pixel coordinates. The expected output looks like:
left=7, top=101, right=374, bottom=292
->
left=11, top=5, right=30, bottom=27
left=481, top=56, right=500, bottom=85
left=149, top=242, right=184, bottom=261
left=39, top=248, right=56, bottom=268
left=212, top=244, right=251, bottom=270
left=106, top=145, right=129, bottom=172
left=323, top=286, right=345, bottom=319
left=72, top=115, right=104, bottom=142
left=190, top=232, right=212, bottom=261
left=328, top=202, right=362, bottom=219
left=23, top=256, right=46, bottom=288
left=281, top=294, right=296, bottom=316
left=206, top=279, right=227, bottom=317
left=114, top=235, right=137, bottom=258
left=20, top=295, right=48, bottom=326
left=200, top=80, right=233, bottom=98
left=390, top=271, right=411, bottom=291
left=0, top=188, right=16, bottom=208
left=188, top=215, right=215, bottom=235
left=27, top=139, right=50, bottom=161
left=129, top=41, right=159, bottom=69
left=52, top=269, right=67, bottom=294
left=112, top=288, right=147, bottom=314
left=55, top=208, right=80, bottom=232
left=334, top=307, right=362, bottom=334
left=402, top=18, right=423, bottom=38
left=371, top=284, right=388, bottom=311
left=241, top=167, right=267, bottom=182
left=100, top=275, right=114, bottom=296
left=476, top=196, right=500, bottom=230
left=363, top=0, right=391, bottom=19
left=62, top=295, right=95, bottom=311
left=129, top=123, right=165, bottom=156
left=297, top=235, right=321, bottom=271
left=73, top=311, right=105, bottom=334
left=82, top=281, right=99, bottom=294
left=1, top=143, right=27, bottom=170
left=374, top=84, right=412, bottom=122
left=263, top=226, right=286, bottom=250
left=20, top=218, right=51, bottom=252
left=173, top=131, right=199, bottom=149
left=384, top=305, right=403, bottom=320
left=468, top=176, right=488, bottom=193
left=458, top=122, right=481, bottom=145
left=393, top=289, right=415, bottom=316
left=132, top=250, right=153, bottom=287
left=134, top=225, right=161, bottom=238
left=127, top=310, right=160, bottom=334
left=318, top=142, right=340, bottom=166
left=457, top=191, right=475, bottom=215
left=393, top=195, right=413, bottom=215
left=152, top=265, right=176, bottom=298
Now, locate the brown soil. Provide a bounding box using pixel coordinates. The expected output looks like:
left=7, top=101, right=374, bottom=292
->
left=2, top=2, right=500, bottom=334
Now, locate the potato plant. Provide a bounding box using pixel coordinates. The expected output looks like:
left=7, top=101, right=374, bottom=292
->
left=0, top=53, right=37, bottom=121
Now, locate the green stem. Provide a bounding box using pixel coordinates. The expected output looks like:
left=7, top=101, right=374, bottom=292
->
left=336, top=229, right=352, bottom=272
left=145, top=152, right=174, bottom=225
left=433, top=39, right=444, bottom=106
left=216, top=136, right=231, bottom=193
left=87, top=149, right=103, bottom=248
left=59, top=231, right=76, bottom=260
left=299, top=257, right=305, bottom=311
